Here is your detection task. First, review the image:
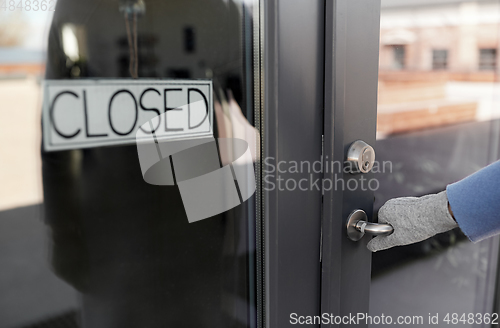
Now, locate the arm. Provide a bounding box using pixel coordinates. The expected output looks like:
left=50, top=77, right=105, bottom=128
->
left=446, top=160, right=500, bottom=242
left=368, top=160, right=500, bottom=252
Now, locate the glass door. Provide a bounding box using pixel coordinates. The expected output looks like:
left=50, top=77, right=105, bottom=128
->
left=321, top=1, right=500, bottom=328
left=370, top=1, right=500, bottom=326
left=41, top=0, right=263, bottom=327
left=0, top=0, right=330, bottom=327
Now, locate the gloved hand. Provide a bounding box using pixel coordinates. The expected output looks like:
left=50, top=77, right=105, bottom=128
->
left=367, top=191, right=458, bottom=252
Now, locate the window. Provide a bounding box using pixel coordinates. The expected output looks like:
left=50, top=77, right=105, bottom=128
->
left=432, top=49, right=448, bottom=70
left=392, top=45, right=405, bottom=70
left=479, top=48, right=497, bottom=70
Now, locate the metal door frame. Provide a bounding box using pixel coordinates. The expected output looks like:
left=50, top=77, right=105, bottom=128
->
left=262, top=0, right=381, bottom=327
left=262, top=0, right=325, bottom=327
left=321, top=1, right=381, bottom=327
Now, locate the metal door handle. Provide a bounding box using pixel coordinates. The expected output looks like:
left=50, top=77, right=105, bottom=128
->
left=346, top=209, right=393, bottom=241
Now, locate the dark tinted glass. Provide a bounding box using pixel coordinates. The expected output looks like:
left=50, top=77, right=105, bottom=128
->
left=40, top=0, right=260, bottom=327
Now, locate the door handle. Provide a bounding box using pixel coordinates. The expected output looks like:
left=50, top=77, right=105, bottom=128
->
left=346, top=209, right=393, bottom=241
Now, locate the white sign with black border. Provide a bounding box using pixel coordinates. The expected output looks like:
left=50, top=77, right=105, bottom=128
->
left=42, top=79, right=213, bottom=151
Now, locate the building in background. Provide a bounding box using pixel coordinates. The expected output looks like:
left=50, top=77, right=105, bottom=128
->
left=380, top=0, right=500, bottom=76
left=377, top=0, right=500, bottom=136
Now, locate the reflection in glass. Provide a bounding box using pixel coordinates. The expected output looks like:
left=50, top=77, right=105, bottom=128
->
left=371, top=0, right=500, bottom=326
left=38, top=0, right=261, bottom=327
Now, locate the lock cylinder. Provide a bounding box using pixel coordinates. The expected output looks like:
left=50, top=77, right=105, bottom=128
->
left=346, top=140, right=375, bottom=174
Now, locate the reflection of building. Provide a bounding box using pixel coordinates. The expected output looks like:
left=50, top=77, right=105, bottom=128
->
left=380, top=0, right=500, bottom=78
left=377, top=0, right=500, bottom=135
left=380, top=0, right=500, bottom=76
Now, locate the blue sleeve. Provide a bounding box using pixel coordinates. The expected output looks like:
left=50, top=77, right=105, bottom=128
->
left=446, top=160, right=500, bottom=243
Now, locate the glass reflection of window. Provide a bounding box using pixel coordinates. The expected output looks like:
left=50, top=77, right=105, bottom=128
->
left=432, top=49, right=448, bottom=70
left=479, top=48, right=497, bottom=71
left=392, top=45, right=405, bottom=70
left=62, top=25, right=80, bottom=62
left=61, top=24, right=87, bottom=77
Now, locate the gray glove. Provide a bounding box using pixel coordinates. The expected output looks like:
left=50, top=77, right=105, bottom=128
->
left=367, top=191, right=458, bottom=252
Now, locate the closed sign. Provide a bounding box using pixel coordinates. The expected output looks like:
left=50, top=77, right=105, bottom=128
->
left=42, top=80, right=213, bottom=151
